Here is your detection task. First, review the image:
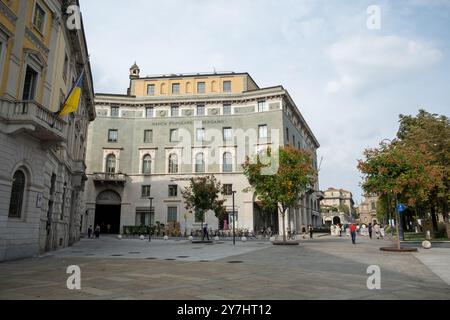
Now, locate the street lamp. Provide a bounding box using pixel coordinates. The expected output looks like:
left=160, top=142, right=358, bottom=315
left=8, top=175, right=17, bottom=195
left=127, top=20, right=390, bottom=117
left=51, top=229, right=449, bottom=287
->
left=232, top=191, right=236, bottom=246
left=148, top=197, right=154, bottom=242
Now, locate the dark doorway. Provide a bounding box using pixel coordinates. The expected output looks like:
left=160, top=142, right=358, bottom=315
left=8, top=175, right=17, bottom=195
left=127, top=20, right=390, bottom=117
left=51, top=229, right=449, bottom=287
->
left=333, top=216, right=341, bottom=225
left=94, top=205, right=121, bottom=234
left=253, top=203, right=279, bottom=234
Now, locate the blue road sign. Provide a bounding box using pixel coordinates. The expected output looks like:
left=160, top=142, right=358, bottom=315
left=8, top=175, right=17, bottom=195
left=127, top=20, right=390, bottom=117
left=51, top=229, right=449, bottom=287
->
left=397, top=204, right=406, bottom=213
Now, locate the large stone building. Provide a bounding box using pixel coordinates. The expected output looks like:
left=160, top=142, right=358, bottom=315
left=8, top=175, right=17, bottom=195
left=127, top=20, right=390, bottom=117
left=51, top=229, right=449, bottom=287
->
left=84, top=65, right=322, bottom=236
left=0, top=0, right=95, bottom=261
left=320, top=187, right=355, bottom=226
left=357, top=195, right=379, bottom=225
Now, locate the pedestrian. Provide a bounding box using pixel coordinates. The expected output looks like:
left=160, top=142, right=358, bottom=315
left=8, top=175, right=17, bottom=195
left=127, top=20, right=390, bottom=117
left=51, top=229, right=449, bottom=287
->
left=107, top=224, right=111, bottom=234
left=368, top=223, right=373, bottom=239
left=349, top=223, right=357, bottom=244
left=380, top=225, right=385, bottom=239
left=202, top=222, right=210, bottom=241
left=302, top=225, right=307, bottom=239
left=95, top=225, right=100, bottom=239
left=87, top=225, right=93, bottom=239
left=308, top=225, right=313, bottom=239
left=374, top=223, right=381, bottom=239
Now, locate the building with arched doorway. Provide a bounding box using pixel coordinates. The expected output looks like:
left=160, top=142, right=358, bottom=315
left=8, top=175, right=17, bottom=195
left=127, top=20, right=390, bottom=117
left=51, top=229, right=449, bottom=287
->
left=0, top=1, right=95, bottom=261
left=84, top=66, right=322, bottom=236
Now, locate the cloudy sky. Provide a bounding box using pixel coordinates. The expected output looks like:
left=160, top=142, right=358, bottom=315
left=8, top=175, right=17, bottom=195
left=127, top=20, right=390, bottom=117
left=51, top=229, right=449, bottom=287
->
left=80, top=0, right=450, bottom=204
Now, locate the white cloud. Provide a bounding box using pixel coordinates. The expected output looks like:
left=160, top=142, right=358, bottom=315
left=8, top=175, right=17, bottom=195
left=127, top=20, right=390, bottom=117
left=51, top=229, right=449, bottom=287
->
left=326, top=35, right=443, bottom=94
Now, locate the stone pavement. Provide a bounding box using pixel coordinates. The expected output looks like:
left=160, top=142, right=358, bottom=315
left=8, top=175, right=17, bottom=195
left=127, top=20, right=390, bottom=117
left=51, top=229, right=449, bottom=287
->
left=0, top=235, right=449, bottom=300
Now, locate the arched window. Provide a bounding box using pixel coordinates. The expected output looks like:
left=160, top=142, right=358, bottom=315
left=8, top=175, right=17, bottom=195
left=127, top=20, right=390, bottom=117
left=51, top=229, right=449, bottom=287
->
left=223, top=152, right=233, bottom=173
left=195, top=153, right=205, bottom=173
left=9, top=170, right=26, bottom=218
left=168, top=153, right=178, bottom=173
left=106, top=154, right=116, bottom=173
left=142, top=154, right=152, bottom=174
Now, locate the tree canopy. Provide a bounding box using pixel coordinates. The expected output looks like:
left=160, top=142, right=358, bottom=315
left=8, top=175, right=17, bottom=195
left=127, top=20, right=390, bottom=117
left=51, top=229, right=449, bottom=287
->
left=242, top=145, right=317, bottom=242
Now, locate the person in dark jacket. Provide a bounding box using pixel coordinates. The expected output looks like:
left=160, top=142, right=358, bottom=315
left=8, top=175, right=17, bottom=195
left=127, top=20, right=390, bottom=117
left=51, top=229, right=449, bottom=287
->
left=308, top=225, right=313, bottom=239
left=368, top=223, right=373, bottom=239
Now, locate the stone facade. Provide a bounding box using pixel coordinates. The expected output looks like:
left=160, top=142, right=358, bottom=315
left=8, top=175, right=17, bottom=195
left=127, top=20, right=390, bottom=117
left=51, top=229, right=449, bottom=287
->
left=320, top=188, right=355, bottom=226
left=0, top=0, right=95, bottom=261
left=357, top=195, right=379, bottom=225
left=84, top=66, right=322, bottom=236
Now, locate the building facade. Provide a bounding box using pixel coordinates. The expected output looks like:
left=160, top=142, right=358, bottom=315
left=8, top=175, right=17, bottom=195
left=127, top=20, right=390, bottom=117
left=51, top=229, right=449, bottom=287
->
left=0, top=0, right=95, bottom=261
left=320, top=188, right=355, bottom=226
left=84, top=65, right=322, bottom=236
left=357, top=195, right=378, bottom=225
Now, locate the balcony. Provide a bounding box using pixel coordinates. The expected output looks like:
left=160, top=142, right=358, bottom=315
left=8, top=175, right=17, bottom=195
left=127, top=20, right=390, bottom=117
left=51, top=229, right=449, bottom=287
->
left=92, top=172, right=127, bottom=186
left=0, top=99, right=66, bottom=142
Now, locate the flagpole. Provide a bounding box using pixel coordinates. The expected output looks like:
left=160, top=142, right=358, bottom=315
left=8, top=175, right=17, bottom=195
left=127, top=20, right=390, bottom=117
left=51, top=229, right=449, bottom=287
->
left=50, top=59, right=89, bottom=128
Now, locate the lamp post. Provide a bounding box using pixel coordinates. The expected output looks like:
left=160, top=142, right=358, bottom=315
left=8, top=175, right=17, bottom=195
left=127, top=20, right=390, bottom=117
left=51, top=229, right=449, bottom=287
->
left=148, top=197, right=154, bottom=242
left=232, top=191, right=236, bottom=246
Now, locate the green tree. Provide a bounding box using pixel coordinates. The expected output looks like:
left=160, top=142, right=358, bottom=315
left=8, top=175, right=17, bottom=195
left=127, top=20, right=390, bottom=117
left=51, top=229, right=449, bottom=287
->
left=242, top=146, right=317, bottom=242
left=338, top=204, right=350, bottom=215
left=398, top=110, right=449, bottom=227
left=181, top=176, right=226, bottom=227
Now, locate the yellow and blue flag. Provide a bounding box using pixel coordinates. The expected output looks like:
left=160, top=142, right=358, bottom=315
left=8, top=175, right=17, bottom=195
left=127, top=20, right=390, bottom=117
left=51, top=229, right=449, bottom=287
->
left=57, top=70, right=85, bottom=117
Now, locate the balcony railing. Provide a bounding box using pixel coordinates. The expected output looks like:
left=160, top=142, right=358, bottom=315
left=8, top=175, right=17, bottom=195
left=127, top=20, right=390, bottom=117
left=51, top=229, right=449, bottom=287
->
left=92, top=172, right=127, bottom=185
left=0, top=99, right=66, bottom=142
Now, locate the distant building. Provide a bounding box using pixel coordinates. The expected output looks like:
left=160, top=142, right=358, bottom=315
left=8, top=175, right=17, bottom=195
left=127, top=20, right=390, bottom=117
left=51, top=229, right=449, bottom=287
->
left=320, top=188, right=355, bottom=226
left=357, top=195, right=379, bottom=225
left=83, top=65, right=322, bottom=236
left=0, top=0, right=95, bottom=261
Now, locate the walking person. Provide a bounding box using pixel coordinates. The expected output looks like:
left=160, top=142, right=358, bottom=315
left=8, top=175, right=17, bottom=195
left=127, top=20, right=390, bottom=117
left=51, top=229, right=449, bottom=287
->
left=87, top=225, right=93, bottom=239
left=95, top=225, right=101, bottom=239
left=302, top=225, right=307, bottom=239
left=380, top=225, right=385, bottom=239
left=349, top=223, right=357, bottom=244
left=374, top=223, right=381, bottom=239
left=308, top=225, right=313, bottom=239
left=202, top=222, right=210, bottom=241
left=368, top=223, right=373, bottom=239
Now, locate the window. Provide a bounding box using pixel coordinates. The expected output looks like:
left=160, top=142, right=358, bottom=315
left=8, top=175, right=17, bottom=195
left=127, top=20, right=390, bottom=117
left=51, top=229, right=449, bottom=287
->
left=195, top=153, right=205, bottom=173
left=223, top=104, right=232, bottom=115
left=144, top=130, right=153, bottom=143
left=170, top=129, right=179, bottom=142
left=197, top=82, right=205, bottom=94
left=195, top=209, right=204, bottom=223
left=136, top=211, right=151, bottom=226
left=108, top=129, right=118, bottom=142
left=371, top=202, right=376, bottom=210
left=171, top=105, right=179, bottom=117
left=8, top=170, right=26, bottom=218
left=33, top=3, right=46, bottom=33
left=286, top=128, right=289, bottom=142
left=223, top=127, right=233, bottom=141
left=223, top=184, right=233, bottom=196
left=167, top=207, right=178, bottom=223
left=197, top=105, right=205, bottom=116
left=142, top=155, right=152, bottom=174
left=223, top=152, right=233, bottom=173
left=196, top=128, right=205, bottom=142
left=141, top=185, right=151, bottom=198
left=22, top=66, right=38, bottom=100
left=223, top=81, right=231, bottom=92
left=293, top=135, right=296, bottom=146
left=106, top=154, right=116, bottom=173
left=258, top=125, right=268, bottom=139
left=111, top=106, right=119, bottom=117
left=63, top=54, right=69, bottom=82
left=172, top=83, right=180, bottom=94
left=258, top=101, right=268, bottom=112
left=147, top=84, right=155, bottom=95
left=145, top=107, right=154, bottom=118
left=168, top=185, right=178, bottom=197
left=168, top=154, right=178, bottom=173
left=142, top=186, right=152, bottom=199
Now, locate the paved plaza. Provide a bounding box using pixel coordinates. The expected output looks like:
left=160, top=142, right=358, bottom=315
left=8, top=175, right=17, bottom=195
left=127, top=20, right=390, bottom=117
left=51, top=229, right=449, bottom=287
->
left=0, top=235, right=449, bottom=300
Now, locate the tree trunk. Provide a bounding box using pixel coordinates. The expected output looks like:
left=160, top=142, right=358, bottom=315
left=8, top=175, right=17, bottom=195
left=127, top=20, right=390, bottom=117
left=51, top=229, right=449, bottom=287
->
left=281, top=208, right=287, bottom=243
left=431, top=204, right=438, bottom=232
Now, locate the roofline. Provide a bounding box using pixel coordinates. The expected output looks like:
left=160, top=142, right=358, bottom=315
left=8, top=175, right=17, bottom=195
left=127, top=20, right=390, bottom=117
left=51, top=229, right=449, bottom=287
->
left=134, top=72, right=259, bottom=86
left=282, top=89, right=320, bottom=148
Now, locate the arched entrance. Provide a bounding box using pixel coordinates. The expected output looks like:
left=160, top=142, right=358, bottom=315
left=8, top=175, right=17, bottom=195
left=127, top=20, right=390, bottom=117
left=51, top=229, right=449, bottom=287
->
left=95, top=190, right=121, bottom=234
left=333, top=216, right=341, bottom=225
